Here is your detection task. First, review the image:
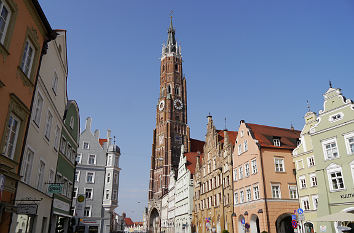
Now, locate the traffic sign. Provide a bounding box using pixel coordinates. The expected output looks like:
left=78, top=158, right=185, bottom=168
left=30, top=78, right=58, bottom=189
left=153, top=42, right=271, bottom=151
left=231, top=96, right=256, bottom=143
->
left=297, top=208, right=304, bottom=215
left=292, top=220, right=297, bottom=229
left=241, top=218, right=245, bottom=225
left=291, top=215, right=297, bottom=221
left=298, top=214, right=305, bottom=221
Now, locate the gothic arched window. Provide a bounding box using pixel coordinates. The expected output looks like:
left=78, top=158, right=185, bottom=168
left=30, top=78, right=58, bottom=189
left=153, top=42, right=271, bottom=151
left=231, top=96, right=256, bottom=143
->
left=167, top=84, right=171, bottom=94
left=175, top=86, right=180, bottom=96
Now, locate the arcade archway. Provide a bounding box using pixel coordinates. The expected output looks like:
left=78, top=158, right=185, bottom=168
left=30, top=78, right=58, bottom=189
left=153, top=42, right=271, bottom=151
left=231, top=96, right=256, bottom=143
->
left=149, top=208, right=160, bottom=233
left=275, top=213, right=294, bottom=233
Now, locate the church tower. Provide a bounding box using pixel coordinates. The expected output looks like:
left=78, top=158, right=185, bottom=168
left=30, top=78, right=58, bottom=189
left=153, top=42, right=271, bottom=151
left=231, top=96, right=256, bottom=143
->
left=149, top=17, right=190, bottom=202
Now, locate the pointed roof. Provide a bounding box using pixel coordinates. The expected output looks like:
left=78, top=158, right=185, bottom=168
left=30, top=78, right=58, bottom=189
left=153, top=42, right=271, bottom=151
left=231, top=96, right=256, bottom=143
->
left=167, top=16, right=176, bottom=46
left=124, top=218, right=134, bottom=226
left=246, top=123, right=300, bottom=149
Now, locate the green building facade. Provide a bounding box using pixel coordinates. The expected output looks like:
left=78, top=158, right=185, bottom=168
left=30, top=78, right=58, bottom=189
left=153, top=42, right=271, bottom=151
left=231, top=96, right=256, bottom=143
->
left=293, top=110, right=319, bottom=233
left=311, top=87, right=354, bottom=233
left=50, top=100, right=80, bottom=233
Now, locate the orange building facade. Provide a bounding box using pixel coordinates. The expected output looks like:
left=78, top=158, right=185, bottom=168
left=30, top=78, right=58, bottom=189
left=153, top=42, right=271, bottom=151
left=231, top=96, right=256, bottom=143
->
left=232, top=121, right=300, bottom=233
left=0, top=0, right=53, bottom=232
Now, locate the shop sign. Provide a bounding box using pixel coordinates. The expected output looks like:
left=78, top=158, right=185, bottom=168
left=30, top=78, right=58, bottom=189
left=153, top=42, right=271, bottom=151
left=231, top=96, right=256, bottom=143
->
left=17, top=204, right=38, bottom=215
left=83, top=219, right=98, bottom=224
left=48, top=184, right=62, bottom=194
left=340, top=193, right=354, bottom=199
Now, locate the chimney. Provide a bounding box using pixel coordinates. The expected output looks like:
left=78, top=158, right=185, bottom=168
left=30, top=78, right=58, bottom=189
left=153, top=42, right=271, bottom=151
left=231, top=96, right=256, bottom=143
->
left=224, top=130, right=229, bottom=144
left=85, top=117, right=92, bottom=131
left=107, top=129, right=112, bottom=145
left=94, top=129, right=100, bottom=140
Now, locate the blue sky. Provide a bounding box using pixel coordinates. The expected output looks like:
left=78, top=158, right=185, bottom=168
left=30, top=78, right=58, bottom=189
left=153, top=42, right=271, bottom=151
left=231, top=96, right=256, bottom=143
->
left=39, top=0, right=354, bottom=221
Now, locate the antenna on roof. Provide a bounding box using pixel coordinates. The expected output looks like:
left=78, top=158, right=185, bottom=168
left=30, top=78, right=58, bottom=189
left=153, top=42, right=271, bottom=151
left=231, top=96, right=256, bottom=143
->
left=290, top=122, right=294, bottom=131
left=113, top=136, right=116, bottom=145
left=224, top=117, right=227, bottom=130
left=306, top=100, right=311, bottom=112
left=329, top=80, right=332, bottom=88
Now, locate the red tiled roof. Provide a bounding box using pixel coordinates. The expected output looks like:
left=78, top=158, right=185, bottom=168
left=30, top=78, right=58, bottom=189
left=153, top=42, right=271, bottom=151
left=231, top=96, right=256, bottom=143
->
left=190, top=138, right=204, bottom=153
left=124, top=218, right=134, bottom=226
left=185, top=152, right=202, bottom=175
left=246, top=123, right=300, bottom=149
left=134, top=222, right=143, bottom=226
left=99, top=138, right=107, bottom=146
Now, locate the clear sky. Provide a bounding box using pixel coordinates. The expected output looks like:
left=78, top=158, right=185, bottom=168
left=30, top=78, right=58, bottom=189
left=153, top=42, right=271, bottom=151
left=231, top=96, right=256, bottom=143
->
left=39, top=0, right=354, bottom=221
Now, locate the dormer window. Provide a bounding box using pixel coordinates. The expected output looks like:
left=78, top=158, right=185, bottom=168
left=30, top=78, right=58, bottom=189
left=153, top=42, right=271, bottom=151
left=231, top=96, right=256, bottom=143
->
left=273, top=138, right=281, bottom=146
left=329, top=112, right=343, bottom=122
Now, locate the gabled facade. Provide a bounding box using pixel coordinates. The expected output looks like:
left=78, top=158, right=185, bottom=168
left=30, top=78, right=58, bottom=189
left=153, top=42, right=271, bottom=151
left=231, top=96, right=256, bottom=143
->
left=192, top=115, right=237, bottom=233
left=292, top=110, right=318, bottom=233
left=0, top=0, right=54, bottom=231
left=73, top=117, right=120, bottom=233
left=310, top=86, right=354, bottom=233
left=167, top=170, right=176, bottom=233
left=232, top=121, right=300, bottom=233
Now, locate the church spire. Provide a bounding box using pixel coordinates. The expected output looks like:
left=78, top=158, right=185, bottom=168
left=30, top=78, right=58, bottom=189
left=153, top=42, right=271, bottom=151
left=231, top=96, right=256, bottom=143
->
left=167, top=16, right=176, bottom=47
left=162, top=16, right=180, bottom=58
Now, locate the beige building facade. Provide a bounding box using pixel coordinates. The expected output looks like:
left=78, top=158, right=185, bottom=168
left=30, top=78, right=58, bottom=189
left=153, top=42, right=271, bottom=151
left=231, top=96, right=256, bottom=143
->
left=192, top=116, right=237, bottom=233
left=232, top=121, right=300, bottom=233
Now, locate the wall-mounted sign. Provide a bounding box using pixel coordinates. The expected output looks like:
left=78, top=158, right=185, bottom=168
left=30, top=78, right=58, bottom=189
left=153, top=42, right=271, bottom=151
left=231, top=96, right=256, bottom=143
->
left=48, top=184, right=62, bottom=194
left=76, top=195, right=85, bottom=218
left=320, top=225, right=327, bottom=232
left=17, top=204, right=38, bottom=215
left=340, top=193, right=354, bottom=199
left=292, top=220, right=297, bottom=229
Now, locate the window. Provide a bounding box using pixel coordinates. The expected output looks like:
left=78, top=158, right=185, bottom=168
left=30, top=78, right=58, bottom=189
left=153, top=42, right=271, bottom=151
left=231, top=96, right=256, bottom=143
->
left=299, top=176, right=306, bottom=189
left=239, top=166, right=243, bottom=179
left=307, top=156, right=315, bottom=167
left=2, top=114, right=20, bottom=159
left=312, top=195, right=319, bottom=210
left=234, top=192, right=238, bottom=204
left=86, top=172, right=95, bottom=183
left=274, top=158, right=285, bottom=172
left=88, top=154, right=96, bottom=165
left=33, top=93, right=43, bottom=125
left=75, top=171, right=80, bottom=182
left=251, top=159, right=258, bottom=174
left=105, top=173, right=110, bottom=183
left=115, top=155, right=119, bottom=167
left=310, top=173, right=317, bottom=187
left=73, top=187, right=78, bottom=198
left=113, top=190, right=118, bottom=200
left=85, top=188, right=93, bottom=199
left=253, top=185, right=260, bottom=200
left=21, top=147, right=34, bottom=184
left=328, top=168, right=345, bottom=191
left=0, top=0, right=11, bottom=44
left=60, top=137, right=66, bottom=154
left=44, top=111, right=53, bottom=140
left=175, top=86, right=179, bottom=95
left=322, top=138, right=339, bottom=160
left=233, top=168, right=237, bottom=181
left=114, top=173, right=118, bottom=184
left=63, top=178, right=68, bottom=196
left=83, top=142, right=89, bottom=149
left=167, top=85, right=171, bottom=94
left=344, top=133, right=354, bottom=155
left=77, top=154, right=82, bottom=164
left=52, top=72, right=58, bottom=94
left=238, top=144, right=242, bottom=155
left=49, top=169, right=55, bottom=184
left=84, top=206, right=91, bottom=217
left=54, top=126, right=60, bottom=150
left=240, top=190, right=244, bottom=203
left=20, top=39, right=35, bottom=77
left=301, top=197, right=310, bottom=210
left=107, top=155, right=112, bottom=166
left=69, top=116, right=74, bottom=129
left=244, top=140, right=248, bottom=152
left=289, top=185, right=297, bottom=199
left=246, top=188, right=251, bottom=202
left=37, top=160, right=45, bottom=191
left=273, top=138, right=281, bottom=146
left=296, top=159, right=304, bottom=170
left=245, top=163, right=250, bottom=177
left=271, top=184, right=281, bottom=198
left=106, top=189, right=110, bottom=199
left=240, top=130, right=244, bottom=137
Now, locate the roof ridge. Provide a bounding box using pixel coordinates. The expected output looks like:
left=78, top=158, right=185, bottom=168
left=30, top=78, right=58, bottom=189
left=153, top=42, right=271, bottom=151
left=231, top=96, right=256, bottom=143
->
left=247, top=123, right=300, bottom=133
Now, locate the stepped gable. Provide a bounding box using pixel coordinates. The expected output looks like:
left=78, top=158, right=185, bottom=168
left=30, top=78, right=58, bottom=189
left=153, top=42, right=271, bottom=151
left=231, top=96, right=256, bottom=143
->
left=246, top=123, right=301, bottom=149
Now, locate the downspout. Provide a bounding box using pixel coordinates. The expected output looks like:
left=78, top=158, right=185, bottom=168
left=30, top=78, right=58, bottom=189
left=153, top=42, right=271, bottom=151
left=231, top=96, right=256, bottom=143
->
left=259, top=147, right=270, bottom=233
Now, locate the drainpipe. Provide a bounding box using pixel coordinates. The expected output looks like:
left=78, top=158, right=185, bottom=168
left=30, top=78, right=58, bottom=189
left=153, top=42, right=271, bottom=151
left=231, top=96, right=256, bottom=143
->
left=259, top=148, right=270, bottom=233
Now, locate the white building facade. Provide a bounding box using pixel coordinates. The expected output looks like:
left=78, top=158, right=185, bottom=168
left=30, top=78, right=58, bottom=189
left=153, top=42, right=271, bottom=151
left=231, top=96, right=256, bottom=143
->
left=167, top=171, right=176, bottom=233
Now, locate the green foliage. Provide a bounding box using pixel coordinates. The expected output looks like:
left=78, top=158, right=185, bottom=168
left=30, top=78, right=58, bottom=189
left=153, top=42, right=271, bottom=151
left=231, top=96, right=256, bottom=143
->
left=222, top=230, right=229, bottom=233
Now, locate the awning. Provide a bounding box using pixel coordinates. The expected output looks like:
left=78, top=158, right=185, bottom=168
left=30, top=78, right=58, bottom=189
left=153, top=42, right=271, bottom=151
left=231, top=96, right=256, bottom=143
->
left=313, top=212, right=354, bottom=222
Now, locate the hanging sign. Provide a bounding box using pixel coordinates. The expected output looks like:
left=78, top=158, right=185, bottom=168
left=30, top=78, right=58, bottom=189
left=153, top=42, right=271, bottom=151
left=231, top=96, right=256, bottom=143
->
left=48, top=184, right=62, bottom=194
left=17, top=204, right=38, bottom=215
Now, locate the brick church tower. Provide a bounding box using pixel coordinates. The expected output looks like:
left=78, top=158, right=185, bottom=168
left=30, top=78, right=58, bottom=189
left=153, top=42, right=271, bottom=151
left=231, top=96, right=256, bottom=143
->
left=148, top=17, right=191, bottom=232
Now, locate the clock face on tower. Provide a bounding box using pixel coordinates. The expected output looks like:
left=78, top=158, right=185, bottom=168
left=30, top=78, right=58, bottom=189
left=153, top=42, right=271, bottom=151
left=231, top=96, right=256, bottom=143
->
left=174, top=99, right=183, bottom=110
left=159, top=100, right=165, bottom=111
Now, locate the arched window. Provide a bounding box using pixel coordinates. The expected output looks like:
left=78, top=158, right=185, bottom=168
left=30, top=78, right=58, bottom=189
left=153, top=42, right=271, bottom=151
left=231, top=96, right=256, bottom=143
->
left=175, top=63, right=178, bottom=71
left=167, top=85, right=171, bottom=94
left=175, top=86, right=180, bottom=96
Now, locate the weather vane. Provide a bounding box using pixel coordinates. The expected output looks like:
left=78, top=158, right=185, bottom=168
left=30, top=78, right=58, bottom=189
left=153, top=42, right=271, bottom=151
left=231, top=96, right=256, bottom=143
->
left=170, top=10, right=174, bottom=18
